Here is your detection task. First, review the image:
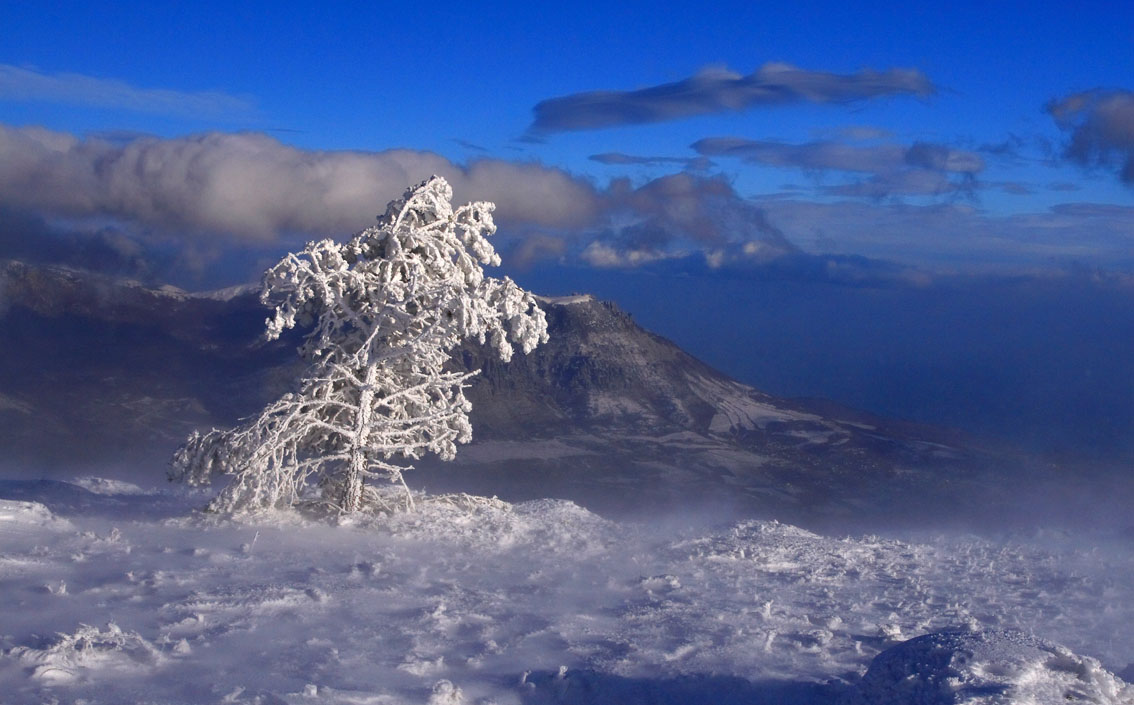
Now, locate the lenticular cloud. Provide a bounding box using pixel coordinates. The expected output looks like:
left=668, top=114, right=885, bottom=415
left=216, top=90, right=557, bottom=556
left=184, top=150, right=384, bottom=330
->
left=531, top=63, right=935, bottom=133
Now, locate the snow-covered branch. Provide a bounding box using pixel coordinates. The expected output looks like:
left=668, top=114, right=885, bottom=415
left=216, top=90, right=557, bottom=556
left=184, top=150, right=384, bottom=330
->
left=170, top=176, right=548, bottom=513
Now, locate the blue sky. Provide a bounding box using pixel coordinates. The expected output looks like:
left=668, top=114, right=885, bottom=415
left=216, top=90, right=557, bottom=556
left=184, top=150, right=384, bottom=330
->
left=2, top=1, right=1132, bottom=456
left=2, top=0, right=1132, bottom=276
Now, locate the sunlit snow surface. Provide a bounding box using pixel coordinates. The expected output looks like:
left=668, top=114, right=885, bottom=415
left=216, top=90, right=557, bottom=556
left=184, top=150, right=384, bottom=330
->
left=0, top=484, right=1131, bottom=704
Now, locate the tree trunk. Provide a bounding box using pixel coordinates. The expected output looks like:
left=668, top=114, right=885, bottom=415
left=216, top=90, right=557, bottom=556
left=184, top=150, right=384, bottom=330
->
left=340, top=457, right=364, bottom=513
left=340, top=362, right=377, bottom=512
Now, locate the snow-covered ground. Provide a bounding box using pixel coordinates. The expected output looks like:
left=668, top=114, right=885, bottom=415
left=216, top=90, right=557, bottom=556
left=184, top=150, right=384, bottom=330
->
left=0, top=480, right=1131, bottom=704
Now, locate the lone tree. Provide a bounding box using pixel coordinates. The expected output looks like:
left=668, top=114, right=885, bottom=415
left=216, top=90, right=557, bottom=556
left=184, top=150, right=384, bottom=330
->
left=170, top=176, right=548, bottom=513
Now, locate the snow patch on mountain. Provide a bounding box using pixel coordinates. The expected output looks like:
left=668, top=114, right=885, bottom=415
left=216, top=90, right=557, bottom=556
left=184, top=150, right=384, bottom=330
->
left=686, top=374, right=825, bottom=433
left=536, top=294, right=594, bottom=306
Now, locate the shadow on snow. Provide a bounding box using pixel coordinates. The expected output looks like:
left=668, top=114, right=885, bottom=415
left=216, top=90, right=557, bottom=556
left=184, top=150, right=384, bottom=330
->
left=516, top=668, right=853, bottom=705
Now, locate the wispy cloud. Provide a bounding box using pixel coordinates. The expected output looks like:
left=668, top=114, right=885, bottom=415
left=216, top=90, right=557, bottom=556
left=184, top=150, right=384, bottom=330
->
left=752, top=198, right=1134, bottom=270
left=693, top=137, right=982, bottom=174
left=589, top=152, right=713, bottom=170
left=997, top=182, right=1034, bottom=196
left=1048, top=181, right=1081, bottom=192
left=818, top=125, right=893, bottom=141
left=529, top=62, right=934, bottom=133
left=452, top=138, right=489, bottom=152
left=694, top=137, right=983, bottom=198
left=1048, top=89, right=1134, bottom=185
left=694, top=137, right=901, bottom=172
left=823, top=170, right=976, bottom=198
left=0, top=64, right=254, bottom=118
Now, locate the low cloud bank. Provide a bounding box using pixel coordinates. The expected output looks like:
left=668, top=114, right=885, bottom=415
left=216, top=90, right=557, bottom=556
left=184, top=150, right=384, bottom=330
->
left=0, top=126, right=794, bottom=281
left=0, top=126, right=602, bottom=238
left=2, top=125, right=1132, bottom=287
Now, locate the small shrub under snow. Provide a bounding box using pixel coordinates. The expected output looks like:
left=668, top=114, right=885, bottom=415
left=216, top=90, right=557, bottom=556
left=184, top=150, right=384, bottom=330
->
left=10, top=623, right=163, bottom=683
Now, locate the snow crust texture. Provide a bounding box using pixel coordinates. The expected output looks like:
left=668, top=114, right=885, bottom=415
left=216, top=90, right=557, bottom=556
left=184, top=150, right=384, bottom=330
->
left=0, top=481, right=1130, bottom=704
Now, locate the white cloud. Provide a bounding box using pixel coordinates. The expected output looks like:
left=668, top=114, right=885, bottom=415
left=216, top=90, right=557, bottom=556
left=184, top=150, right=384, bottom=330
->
left=580, top=241, right=677, bottom=268
left=3, top=125, right=1129, bottom=278
left=0, top=126, right=602, bottom=239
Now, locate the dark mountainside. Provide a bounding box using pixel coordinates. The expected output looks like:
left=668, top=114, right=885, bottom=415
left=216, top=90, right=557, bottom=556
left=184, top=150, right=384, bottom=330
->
left=0, top=260, right=1062, bottom=529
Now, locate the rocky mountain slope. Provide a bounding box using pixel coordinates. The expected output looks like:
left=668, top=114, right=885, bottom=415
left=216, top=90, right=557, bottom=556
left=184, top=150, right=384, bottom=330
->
left=0, top=260, right=1038, bottom=527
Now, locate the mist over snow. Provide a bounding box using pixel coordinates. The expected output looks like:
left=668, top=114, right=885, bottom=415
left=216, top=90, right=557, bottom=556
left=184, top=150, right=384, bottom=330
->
left=0, top=483, right=1132, bottom=704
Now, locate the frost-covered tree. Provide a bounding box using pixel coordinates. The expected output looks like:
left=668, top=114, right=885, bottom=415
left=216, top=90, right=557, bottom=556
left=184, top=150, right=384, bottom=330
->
left=170, top=176, right=548, bottom=513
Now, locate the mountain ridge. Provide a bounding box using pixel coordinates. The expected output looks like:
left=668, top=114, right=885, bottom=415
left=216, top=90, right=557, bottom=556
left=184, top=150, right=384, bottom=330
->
left=0, top=259, right=1036, bottom=526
